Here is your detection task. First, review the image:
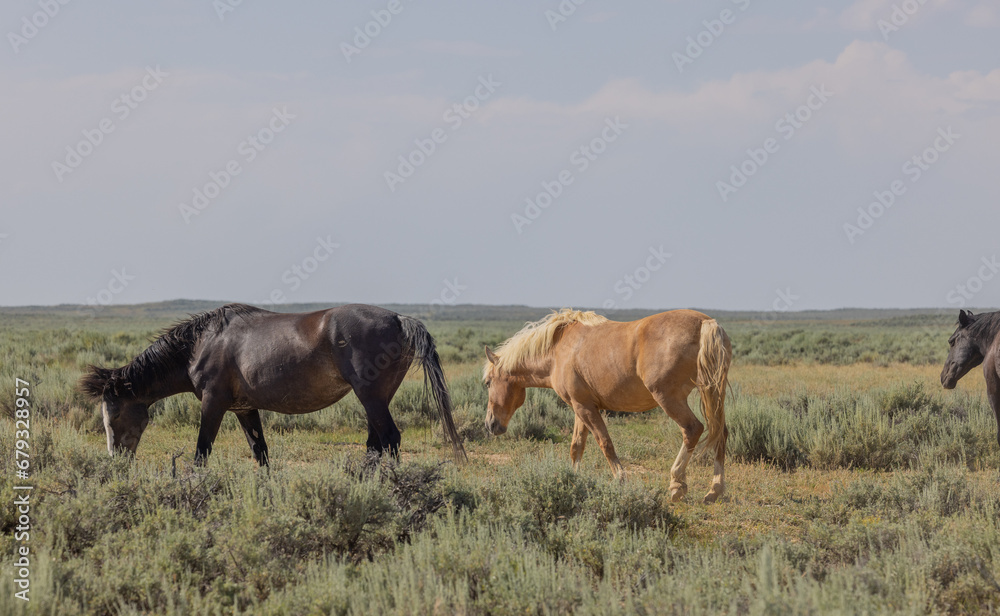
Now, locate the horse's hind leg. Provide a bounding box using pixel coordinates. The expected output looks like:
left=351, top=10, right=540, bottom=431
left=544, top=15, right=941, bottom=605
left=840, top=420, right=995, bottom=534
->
left=358, top=395, right=402, bottom=458
left=235, top=410, right=269, bottom=467
left=345, top=348, right=407, bottom=459
left=365, top=422, right=381, bottom=454
left=653, top=394, right=704, bottom=502
left=707, top=426, right=729, bottom=504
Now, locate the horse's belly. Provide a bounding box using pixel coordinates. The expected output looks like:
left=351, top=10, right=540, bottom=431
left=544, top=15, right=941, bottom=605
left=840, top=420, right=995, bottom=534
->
left=598, top=383, right=658, bottom=413
left=236, top=359, right=354, bottom=414
left=570, top=374, right=656, bottom=413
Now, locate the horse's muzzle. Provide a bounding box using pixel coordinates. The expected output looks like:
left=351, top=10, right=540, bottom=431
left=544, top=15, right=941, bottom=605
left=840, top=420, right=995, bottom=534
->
left=485, top=414, right=507, bottom=436
left=940, top=366, right=958, bottom=389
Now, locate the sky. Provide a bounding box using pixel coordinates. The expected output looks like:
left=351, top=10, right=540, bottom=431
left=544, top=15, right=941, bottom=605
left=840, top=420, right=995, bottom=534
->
left=1, top=0, right=998, bottom=312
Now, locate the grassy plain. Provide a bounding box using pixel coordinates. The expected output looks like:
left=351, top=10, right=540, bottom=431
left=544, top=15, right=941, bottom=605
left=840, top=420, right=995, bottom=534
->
left=1, top=303, right=998, bottom=615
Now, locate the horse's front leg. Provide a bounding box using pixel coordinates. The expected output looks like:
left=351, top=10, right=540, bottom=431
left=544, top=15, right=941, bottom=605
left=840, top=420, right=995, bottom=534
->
left=235, top=409, right=269, bottom=467
left=194, top=391, right=233, bottom=466
left=570, top=416, right=589, bottom=470
left=572, top=402, right=622, bottom=478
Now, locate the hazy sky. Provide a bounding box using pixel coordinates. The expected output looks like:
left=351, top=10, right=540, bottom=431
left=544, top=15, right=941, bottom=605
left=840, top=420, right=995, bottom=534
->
left=1, top=0, right=998, bottom=311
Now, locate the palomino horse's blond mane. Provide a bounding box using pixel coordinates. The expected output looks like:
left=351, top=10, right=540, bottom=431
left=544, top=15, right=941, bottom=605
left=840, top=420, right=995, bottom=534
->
left=485, top=309, right=608, bottom=378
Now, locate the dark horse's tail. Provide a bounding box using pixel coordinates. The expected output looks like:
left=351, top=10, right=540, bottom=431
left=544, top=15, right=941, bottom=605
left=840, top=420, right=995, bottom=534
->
left=398, top=316, right=467, bottom=462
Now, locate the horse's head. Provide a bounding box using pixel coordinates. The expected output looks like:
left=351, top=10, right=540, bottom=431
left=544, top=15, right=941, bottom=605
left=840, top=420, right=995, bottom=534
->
left=941, top=309, right=984, bottom=389
left=483, top=346, right=526, bottom=436
left=99, top=397, right=151, bottom=456
left=79, top=366, right=151, bottom=456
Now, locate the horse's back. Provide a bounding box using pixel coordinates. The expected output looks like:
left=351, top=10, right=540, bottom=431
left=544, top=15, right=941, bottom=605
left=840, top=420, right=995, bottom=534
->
left=637, top=309, right=713, bottom=334
left=227, top=304, right=402, bottom=346
left=560, top=310, right=711, bottom=370
left=326, top=304, right=401, bottom=327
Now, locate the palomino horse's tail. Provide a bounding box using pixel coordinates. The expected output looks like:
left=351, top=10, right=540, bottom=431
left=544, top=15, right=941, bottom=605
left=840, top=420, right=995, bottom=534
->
left=695, top=319, right=731, bottom=459
left=398, top=316, right=468, bottom=462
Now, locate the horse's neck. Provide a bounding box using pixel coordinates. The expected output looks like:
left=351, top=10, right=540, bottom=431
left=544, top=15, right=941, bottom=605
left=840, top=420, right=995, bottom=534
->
left=511, top=354, right=554, bottom=388
left=135, top=361, right=195, bottom=403
left=974, top=317, right=1000, bottom=358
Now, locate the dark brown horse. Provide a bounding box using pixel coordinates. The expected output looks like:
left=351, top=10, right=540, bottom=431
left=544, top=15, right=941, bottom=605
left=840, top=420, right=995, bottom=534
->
left=79, top=304, right=466, bottom=465
left=941, top=308, right=1000, bottom=449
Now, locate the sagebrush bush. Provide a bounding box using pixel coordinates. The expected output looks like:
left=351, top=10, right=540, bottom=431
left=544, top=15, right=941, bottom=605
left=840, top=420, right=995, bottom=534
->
left=726, top=383, right=999, bottom=471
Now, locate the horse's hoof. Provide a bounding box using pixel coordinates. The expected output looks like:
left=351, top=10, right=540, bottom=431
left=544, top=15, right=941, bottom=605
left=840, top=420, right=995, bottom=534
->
left=703, top=485, right=724, bottom=504
left=670, top=487, right=687, bottom=502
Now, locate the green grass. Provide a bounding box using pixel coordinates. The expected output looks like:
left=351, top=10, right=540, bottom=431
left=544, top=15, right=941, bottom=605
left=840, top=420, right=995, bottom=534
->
left=1, top=306, right=999, bottom=615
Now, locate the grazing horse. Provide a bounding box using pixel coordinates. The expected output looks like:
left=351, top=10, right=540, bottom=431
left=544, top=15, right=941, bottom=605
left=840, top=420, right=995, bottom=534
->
left=940, top=309, right=1000, bottom=449
left=79, top=303, right=466, bottom=465
left=483, top=309, right=731, bottom=503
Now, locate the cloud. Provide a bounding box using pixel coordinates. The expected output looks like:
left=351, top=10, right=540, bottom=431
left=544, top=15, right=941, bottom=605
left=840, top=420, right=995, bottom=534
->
left=4, top=40, right=999, bottom=231
left=477, top=40, right=999, bottom=155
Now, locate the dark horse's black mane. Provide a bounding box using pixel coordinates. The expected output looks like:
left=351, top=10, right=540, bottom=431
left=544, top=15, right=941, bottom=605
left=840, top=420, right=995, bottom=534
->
left=965, top=310, right=1000, bottom=344
left=79, top=303, right=262, bottom=400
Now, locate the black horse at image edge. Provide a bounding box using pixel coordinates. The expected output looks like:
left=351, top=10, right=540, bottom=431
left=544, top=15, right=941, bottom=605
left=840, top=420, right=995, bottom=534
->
left=940, top=308, right=1000, bottom=449
left=78, top=303, right=467, bottom=465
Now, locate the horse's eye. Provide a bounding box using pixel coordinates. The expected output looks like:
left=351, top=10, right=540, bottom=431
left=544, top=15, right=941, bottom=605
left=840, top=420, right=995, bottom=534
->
left=484, top=380, right=491, bottom=388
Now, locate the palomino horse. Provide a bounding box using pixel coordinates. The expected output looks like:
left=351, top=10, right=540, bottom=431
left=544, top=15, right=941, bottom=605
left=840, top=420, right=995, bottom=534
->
left=79, top=303, right=466, bottom=465
left=941, top=309, right=1000, bottom=449
left=483, top=309, right=731, bottom=503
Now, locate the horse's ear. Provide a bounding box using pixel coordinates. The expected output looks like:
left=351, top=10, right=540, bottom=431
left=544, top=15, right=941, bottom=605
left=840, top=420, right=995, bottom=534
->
left=959, top=310, right=975, bottom=327
left=485, top=346, right=498, bottom=365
